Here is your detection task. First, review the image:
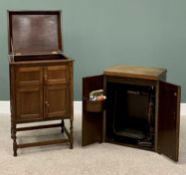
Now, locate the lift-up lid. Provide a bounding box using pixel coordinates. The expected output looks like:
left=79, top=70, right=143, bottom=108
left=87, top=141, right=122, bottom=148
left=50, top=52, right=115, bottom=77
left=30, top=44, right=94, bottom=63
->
left=8, top=10, right=63, bottom=56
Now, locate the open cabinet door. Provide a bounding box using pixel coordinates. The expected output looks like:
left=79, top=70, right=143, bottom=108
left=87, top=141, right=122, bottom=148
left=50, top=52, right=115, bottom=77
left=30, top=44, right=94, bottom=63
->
left=82, top=75, right=104, bottom=146
left=157, top=81, right=181, bottom=161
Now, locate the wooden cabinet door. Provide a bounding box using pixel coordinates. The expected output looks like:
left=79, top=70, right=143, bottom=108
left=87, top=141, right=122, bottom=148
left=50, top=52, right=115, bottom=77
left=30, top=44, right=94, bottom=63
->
left=82, top=75, right=104, bottom=146
left=157, top=81, right=181, bottom=161
left=44, top=65, right=71, bottom=119
left=16, top=66, right=43, bottom=122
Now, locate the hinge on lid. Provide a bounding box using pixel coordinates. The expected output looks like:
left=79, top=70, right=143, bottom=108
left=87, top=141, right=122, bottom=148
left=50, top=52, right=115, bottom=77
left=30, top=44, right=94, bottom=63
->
left=51, top=51, right=58, bottom=54
left=15, top=52, right=22, bottom=56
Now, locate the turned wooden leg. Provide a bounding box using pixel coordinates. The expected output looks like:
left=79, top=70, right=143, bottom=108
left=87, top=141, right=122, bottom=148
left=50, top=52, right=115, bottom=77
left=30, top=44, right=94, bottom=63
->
left=70, top=119, right=73, bottom=149
left=11, top=125, right=13, bottom=139
left=11, top=115, right=13, bottom=139
left=61, top=120, right=64, bottom=133
left=12, top=125, right=17, bottom=157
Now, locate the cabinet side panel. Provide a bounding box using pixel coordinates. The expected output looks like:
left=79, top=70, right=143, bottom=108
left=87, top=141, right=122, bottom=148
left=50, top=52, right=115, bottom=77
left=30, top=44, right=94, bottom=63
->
left=9, top=64, right=16, bottom=131
left=69, top=62, right=73, bottom=119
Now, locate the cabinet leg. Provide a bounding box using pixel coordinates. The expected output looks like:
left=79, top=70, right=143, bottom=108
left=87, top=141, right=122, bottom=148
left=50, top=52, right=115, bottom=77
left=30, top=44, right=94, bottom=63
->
left=69, top=119, right=73, bottom=149
left=11, top=125, right=13, bottom=139
left=12, top=125, right=17, bottom=157
left=61, top=120, right=64, bottom=133
left=11, top=116, right=13, bottom=139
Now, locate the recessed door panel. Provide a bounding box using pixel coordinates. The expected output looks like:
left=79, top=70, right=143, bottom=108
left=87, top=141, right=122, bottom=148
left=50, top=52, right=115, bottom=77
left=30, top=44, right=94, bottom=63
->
left=45, top=85, right=70, bottom=119
left=16, top=66, right=43, bottom=86
left=16, top=86, right=43, bottom=122
left=44, top=65, right=68, bottom=85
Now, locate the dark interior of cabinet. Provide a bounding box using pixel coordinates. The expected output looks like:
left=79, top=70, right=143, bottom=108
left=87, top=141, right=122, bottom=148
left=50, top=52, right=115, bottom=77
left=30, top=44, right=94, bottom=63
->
left=106, top=82, right=156, bottom=150
left=12, top=54, right=66, bottom=62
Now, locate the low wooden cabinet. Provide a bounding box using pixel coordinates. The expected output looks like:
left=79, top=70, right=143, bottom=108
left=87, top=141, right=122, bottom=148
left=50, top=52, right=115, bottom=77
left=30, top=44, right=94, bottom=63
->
left=8, top=11, right=73, bottom=156
left=82, top=65, right=181, bottom=161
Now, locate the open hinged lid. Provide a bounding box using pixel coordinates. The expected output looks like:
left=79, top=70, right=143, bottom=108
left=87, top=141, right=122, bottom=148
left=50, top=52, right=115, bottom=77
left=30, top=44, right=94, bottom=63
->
left=8, top=10, right=63, bottom=56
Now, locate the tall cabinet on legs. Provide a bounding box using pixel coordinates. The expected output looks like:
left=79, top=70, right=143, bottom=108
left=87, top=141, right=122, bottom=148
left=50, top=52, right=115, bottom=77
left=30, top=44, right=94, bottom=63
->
left=8, top=11, right=74, bottom=156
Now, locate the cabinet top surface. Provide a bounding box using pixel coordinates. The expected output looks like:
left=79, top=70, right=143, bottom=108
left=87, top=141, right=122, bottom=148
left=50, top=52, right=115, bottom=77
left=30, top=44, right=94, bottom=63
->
left=104, top=65, right=167, bottom=80
left=8, top=10, right=63, bottom=56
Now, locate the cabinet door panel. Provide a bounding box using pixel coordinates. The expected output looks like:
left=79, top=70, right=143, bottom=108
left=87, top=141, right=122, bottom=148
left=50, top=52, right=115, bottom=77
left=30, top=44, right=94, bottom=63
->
left=45, top=85, right=70, bottom=119
left=16, top=86, right=43, bottom=122
left=16, top=66, right=43, bottom=86
left=44, top=65, right=71, bottom=119
left=82, top=75, right=104, bottom=146
left=15, top=66, right=43, bottom=122
left=44, top=65, right=68, bottom=85
left=158, top=81, right=181, bottom=161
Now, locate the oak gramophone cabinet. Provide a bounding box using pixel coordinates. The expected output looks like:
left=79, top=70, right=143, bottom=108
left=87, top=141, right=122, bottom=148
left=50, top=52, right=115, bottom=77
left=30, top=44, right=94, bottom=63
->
left=82, top=65, right=181, bottom=161
left=8, top=11, right=73, bottom=156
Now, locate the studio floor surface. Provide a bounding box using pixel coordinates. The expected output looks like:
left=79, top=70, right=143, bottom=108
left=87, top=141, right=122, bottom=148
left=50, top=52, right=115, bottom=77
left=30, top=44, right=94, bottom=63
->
left=0, top=102, right=186, bottom=175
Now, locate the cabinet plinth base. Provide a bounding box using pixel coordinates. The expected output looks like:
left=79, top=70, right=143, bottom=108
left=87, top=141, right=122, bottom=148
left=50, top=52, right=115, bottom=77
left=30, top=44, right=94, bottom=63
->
left=12, top=120, right=73, bottom=157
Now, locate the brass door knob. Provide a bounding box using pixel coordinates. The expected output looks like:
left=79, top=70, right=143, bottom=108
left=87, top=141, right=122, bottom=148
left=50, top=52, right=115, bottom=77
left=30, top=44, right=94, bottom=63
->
left=45, top=101, right=50, bottom=107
